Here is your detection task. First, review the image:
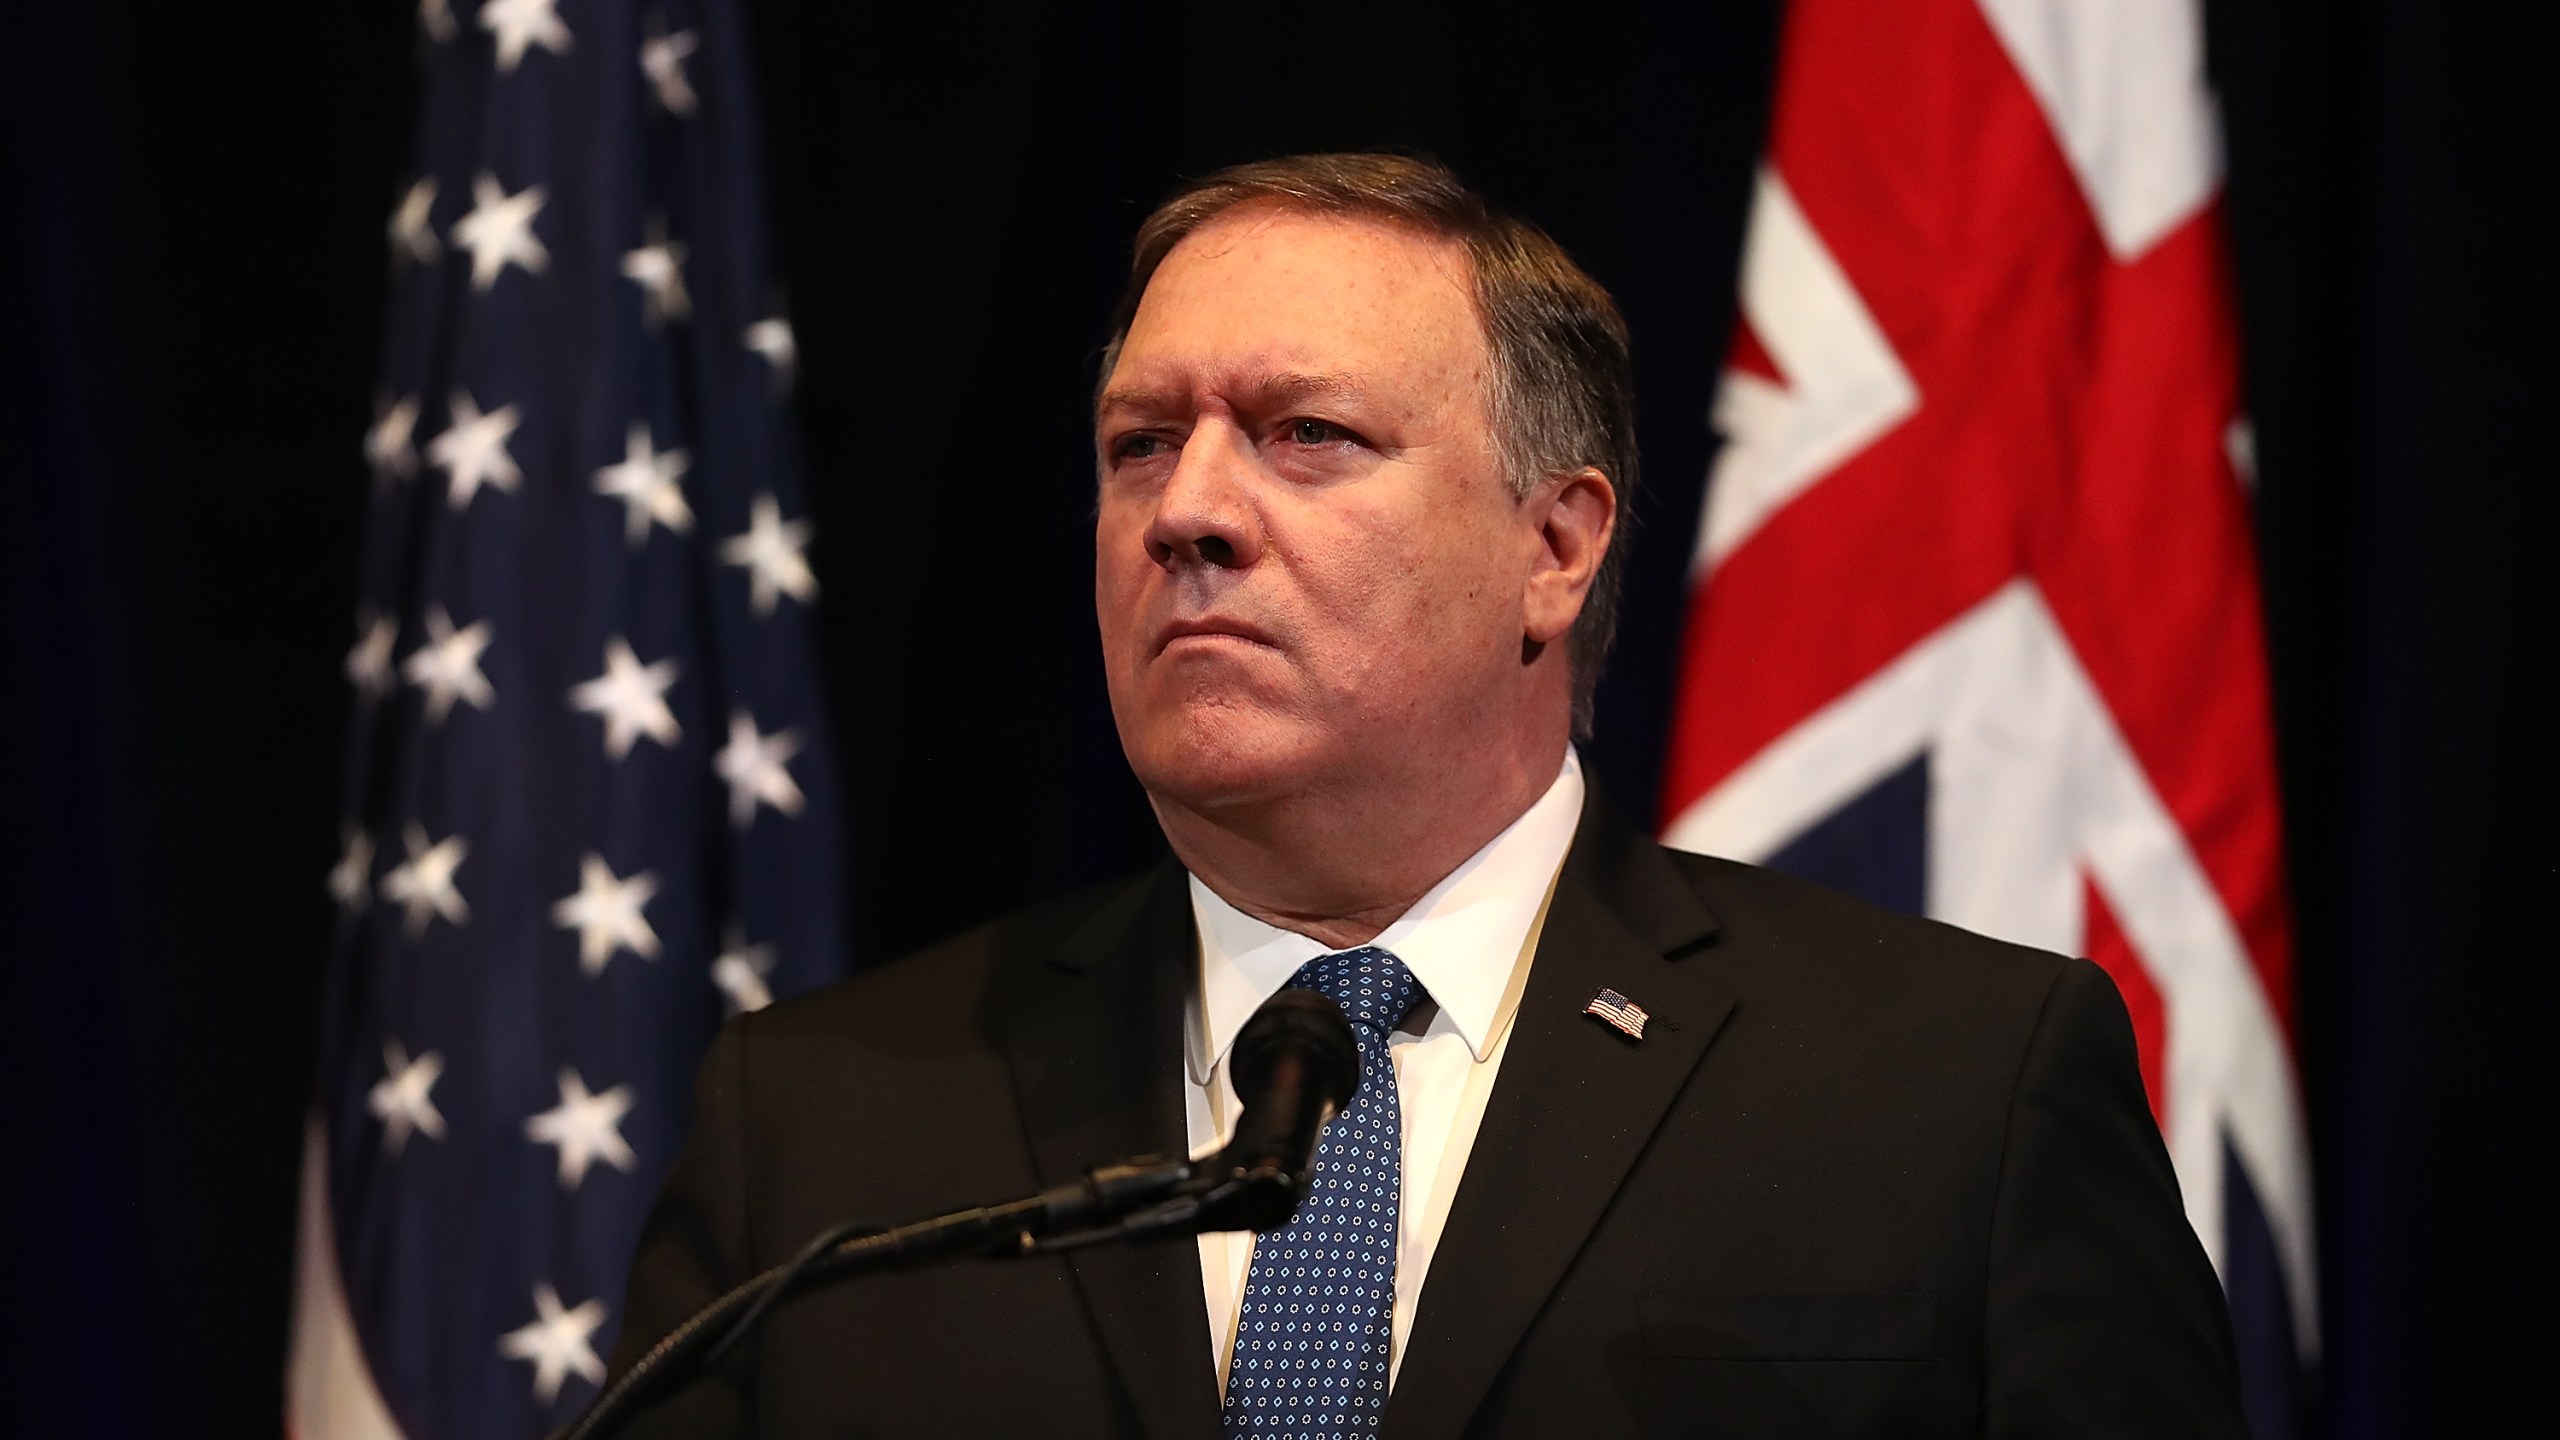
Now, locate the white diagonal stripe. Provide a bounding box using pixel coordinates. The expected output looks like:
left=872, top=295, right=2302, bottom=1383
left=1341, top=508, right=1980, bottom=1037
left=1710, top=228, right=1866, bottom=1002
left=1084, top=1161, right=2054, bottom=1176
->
left=1695, top=167, right=1918, bottom=575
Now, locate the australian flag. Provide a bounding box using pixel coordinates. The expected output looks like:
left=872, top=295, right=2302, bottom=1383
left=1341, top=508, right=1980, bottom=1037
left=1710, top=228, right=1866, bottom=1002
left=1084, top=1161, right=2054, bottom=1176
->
left=286, top=4, right=844, bottom=1437
left=1661, top=1, right=2315, bottom=1436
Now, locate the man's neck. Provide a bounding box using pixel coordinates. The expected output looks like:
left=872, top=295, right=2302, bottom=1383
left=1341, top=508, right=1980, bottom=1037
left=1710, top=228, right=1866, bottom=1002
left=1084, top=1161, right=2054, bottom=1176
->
left=1153, top=743, right=1569, bottom=952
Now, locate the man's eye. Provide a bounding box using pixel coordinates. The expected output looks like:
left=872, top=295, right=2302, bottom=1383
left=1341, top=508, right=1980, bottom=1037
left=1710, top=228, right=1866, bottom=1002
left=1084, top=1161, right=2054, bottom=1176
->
left=1288, top=419, right=1345, bottom=446
left=1113, top=433, right=1168, bottom=461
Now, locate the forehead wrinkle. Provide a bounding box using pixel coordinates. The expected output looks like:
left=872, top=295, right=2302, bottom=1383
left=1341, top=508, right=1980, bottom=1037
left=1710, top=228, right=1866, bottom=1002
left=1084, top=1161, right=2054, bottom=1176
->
left=1096, top=369, right=1370, bottom=425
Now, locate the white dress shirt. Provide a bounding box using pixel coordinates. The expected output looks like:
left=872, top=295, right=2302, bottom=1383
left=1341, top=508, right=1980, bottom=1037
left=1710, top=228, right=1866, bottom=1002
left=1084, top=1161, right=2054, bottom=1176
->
left=1183, top=748, right=1585, bottom=1395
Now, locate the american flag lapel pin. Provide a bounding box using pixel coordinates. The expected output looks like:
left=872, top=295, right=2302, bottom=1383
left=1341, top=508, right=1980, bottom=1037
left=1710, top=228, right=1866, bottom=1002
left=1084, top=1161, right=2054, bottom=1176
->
left=1583, top=987, right=1649, bottom=1041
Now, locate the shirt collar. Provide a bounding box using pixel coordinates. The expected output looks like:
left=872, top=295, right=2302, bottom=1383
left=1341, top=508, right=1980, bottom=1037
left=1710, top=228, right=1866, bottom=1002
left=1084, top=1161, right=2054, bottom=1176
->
left=1186, top=748, right=1586, bottom=1084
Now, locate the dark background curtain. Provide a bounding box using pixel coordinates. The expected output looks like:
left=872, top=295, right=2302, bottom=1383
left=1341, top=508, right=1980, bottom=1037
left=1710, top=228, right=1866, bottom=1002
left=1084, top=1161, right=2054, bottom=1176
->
left=0, top=1, right=2541, bottom=1435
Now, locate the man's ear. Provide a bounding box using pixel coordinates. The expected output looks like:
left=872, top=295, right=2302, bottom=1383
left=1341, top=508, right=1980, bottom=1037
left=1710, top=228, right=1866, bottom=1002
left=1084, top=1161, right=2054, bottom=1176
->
left=1523, top=467, right=1616, bottom=646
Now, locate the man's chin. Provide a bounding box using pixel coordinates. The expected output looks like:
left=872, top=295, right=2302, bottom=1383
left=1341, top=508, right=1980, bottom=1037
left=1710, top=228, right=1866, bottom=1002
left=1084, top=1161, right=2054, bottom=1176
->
left=1124, top=722, right=1327, bottom=817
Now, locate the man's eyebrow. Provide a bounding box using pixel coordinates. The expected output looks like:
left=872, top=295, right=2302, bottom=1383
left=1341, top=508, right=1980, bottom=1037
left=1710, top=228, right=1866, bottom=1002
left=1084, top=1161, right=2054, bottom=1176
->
left=1094, top=384, right=1177, bottom=421
left=1251, top=371, right=1368, bottom=411
left=1094, top=371, right=1370, bottom=422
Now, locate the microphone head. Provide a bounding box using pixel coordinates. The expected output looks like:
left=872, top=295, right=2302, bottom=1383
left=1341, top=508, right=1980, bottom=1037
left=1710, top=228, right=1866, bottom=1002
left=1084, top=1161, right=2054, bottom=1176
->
left=1205, top=988, right=1363, bottom=1232
left=1230, top=988, right=1361, bottom=1113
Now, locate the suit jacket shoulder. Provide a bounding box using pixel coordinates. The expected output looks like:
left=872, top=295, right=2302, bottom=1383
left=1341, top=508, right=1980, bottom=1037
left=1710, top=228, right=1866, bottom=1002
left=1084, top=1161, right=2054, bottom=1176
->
left=1387, top=796, right=2244, bottom=1440
left=1669, top=842, right=2069, bottom=990
left=742, top=861, right=1175, bottom=1053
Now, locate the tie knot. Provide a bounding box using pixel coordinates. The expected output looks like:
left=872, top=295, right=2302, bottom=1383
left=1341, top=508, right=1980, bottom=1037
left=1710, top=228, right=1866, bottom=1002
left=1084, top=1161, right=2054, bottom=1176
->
left=1284, top=946, right=1420, bottom=1037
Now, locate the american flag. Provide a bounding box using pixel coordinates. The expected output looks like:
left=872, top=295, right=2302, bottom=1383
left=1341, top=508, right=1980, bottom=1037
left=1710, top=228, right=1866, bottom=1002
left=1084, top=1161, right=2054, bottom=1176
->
left=1661, top=0, right=2314, bottom=1434
left=1581, top=987, right=1650, bottom=1041
left=286, top=3, right=845, bottom=1437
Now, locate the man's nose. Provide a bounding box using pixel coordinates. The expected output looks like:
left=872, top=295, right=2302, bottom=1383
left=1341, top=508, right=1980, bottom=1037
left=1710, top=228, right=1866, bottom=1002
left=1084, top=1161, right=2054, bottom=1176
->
left=1144, top=425, right=1263, bottom=572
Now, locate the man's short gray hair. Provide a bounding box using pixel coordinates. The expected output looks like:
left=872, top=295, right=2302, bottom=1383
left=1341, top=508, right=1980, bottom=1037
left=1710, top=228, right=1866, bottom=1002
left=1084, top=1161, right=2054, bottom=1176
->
left=1101, top=153, right=1639, bottom=737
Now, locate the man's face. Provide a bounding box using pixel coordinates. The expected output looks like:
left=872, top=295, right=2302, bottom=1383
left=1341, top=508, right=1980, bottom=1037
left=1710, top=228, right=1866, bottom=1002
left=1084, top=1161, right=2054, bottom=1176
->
left=1094, top=208, right=1546, bottom=813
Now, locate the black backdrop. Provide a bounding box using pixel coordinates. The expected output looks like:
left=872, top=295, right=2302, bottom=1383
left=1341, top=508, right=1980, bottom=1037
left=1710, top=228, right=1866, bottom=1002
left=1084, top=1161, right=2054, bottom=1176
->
left=0, top=2, right=2543, bottom=1436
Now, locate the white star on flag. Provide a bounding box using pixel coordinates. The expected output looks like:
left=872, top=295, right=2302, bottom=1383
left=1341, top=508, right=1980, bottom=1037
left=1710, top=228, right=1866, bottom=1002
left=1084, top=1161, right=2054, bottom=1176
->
left=366, top=394, right=421, bottom=484
left=330, top=825, right=375, bottom=914
left=551, top=854, right=661, bottom=977
left=524, top=1067, right=638, bottom=1189
left=715, top=711, right=805, bottom=827
left=639, top=26, right=700, bottom=116
left=479, top=0, right=572, bottom=74
left=346, top=610, right=398, bottom=698
left=594, top=423, right=694, bottom=546
left=743, top=315, right=797, bottom=392
left=720, top=493, right=817, bottom=616
left=419, top=0, right=455, bottom=45
left=368, top=1040, right=447, bottom=1154
left=387, top=179, right=439, bottom=266
left=497, top=1285, right=607, bottom=1404
left=570, top=637, right=682, bottom=761
left=712, top=930, right=776, bottom=1014
left=402, top=606, right=496, bottom=722
left=381, top=823, right=471, bottom=936
left=425, top=391, right=523, bottom=509
left=620, top=218, right=691, bottom=325
left=451, top=172, right=549, bottom=290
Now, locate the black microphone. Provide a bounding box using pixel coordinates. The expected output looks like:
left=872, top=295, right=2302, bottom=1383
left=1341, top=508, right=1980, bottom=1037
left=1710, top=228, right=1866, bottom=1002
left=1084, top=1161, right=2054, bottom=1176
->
left=1191, top=987, right=1364, bottom=1231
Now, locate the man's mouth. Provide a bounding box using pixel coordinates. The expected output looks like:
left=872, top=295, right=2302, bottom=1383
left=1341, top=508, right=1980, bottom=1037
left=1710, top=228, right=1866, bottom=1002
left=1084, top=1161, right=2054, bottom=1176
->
left=1154, top=617, right=1278, bottom=657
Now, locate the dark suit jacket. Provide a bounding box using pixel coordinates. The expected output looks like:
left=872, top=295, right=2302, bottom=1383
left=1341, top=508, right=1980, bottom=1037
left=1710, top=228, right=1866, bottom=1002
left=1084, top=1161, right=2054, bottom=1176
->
left=608, top=791, right=2248, bottom=1438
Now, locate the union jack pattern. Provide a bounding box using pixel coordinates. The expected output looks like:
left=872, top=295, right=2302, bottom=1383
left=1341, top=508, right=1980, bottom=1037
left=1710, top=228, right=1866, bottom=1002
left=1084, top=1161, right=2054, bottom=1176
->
left=1660, top=0, right=2313, bottom=1430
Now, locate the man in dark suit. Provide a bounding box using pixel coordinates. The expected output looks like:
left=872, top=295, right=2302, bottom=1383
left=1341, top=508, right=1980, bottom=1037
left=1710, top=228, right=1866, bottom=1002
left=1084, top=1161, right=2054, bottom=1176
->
left=608, top=154, right=2248, bottom=1438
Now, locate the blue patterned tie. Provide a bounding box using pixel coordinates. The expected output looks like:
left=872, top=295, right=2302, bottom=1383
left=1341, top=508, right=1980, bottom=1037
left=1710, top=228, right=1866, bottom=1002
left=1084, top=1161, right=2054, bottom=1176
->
left=1222, top=946, right=1421, bottom=1438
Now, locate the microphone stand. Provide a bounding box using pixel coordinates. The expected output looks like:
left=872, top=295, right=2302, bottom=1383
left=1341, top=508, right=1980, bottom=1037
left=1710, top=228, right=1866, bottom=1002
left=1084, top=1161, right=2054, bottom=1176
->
left=558, top=989, right=1358, bottom=1440
left=558, top=1102, right=1326, bottom=1440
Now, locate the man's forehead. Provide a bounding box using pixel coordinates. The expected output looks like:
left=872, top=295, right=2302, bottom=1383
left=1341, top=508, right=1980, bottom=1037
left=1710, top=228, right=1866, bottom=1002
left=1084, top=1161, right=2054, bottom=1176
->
left=1101, top=209, right=1484, bottom=415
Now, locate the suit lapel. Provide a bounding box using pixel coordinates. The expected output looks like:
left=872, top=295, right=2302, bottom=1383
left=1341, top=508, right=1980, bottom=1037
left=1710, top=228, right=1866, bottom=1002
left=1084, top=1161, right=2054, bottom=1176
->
left=1001, top=863, right=1224, bottom=1440
left=1385, top=796, right=1735, bottom=1440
